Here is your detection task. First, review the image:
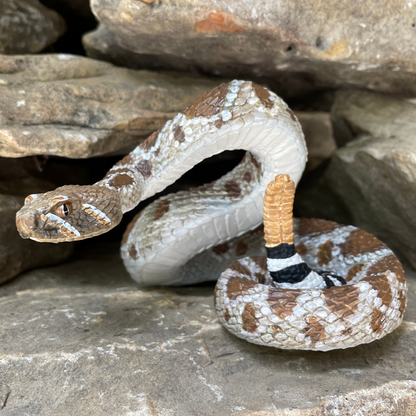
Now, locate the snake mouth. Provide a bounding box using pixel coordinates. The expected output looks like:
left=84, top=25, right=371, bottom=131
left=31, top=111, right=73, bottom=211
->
left=16, top=211, right=66, bottom=242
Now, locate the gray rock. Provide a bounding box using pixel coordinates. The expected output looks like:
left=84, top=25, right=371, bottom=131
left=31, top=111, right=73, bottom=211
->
left=331, top=90, right=416, bottom=147
left=0, top=0, right=66, bottom=54
left=83, top=25, right=322, bottom=100
left=0, top=243, right=415, bottom=414
left=86, top=0, right=416, bottom=95
left=296, top=112, right=336, bottom=172
left=0, top=54, right=224, bottom=158
left=297, top=90, right=416, bottom=268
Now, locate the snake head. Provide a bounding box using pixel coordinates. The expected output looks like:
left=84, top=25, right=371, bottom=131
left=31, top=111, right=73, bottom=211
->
left=16, top=185, right=123, bottom=242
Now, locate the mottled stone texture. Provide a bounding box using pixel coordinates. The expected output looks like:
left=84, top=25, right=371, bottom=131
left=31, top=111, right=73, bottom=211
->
left=296, top=90, right=416, bottom=269
left=0, top=244, right=415, bottom=415
left=0, top=0, right=66, bottom=54
left=0, top=54, right=222, bottom=158
left=86, top=0, right=416, bottom=95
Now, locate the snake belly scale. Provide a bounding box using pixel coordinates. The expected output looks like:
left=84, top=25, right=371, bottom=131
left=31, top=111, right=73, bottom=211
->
left=15, top=80, right=407, bottom=350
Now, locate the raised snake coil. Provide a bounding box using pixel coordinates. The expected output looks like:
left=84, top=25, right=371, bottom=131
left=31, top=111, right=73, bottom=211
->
left=15, top=80, right=407, bottom=351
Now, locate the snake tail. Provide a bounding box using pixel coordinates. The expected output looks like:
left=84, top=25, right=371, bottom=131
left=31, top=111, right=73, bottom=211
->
left=264, top=175, right=346, bottom=290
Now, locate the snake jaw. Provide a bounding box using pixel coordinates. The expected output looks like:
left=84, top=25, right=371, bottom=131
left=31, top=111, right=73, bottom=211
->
left=16, top=185, right=123, bottom=243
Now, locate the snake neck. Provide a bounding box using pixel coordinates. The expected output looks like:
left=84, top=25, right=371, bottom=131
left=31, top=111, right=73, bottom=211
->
left=96, top=80, right=307, bottom=215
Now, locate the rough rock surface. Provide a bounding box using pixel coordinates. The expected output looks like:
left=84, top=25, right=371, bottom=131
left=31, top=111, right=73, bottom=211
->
left=86, top=0, right=416, bottom=95
left=0, top=0, right=66, bottom=54
left=0, top=243, right=415, bottom=415
left=296, top=112, right=336, bottom=172
left=296, top=90, right=416, bottom=269
left=0, top=54, right=223, bottom=158
left=331, top=89, right=416, bottom=147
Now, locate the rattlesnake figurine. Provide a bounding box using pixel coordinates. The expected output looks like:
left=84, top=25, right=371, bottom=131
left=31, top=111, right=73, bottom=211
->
left=15, top=80, right=407, bottom=351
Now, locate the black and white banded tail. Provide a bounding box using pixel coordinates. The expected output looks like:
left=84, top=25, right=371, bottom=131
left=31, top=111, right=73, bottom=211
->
left=266, top=243, right=346, bottom=289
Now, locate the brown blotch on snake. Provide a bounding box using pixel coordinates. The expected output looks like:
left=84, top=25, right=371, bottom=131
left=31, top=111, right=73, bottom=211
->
left=212, top=242, right=229, bottom=255
left=172, top=125, right=185, bottom=143
left=128, top=244, right=138, bottom=260
left=224, top=181, right=241, bottom=198
left=135, top=159, right=152, bottom=179
left=140, top=129, right=160, bottom=151
left=317, top=240, right=333, bottom=266
left=243, top=171, right=252, bottom=183
left=214, top=118, right=225, bottom=130
left=108, top=172, right=134, bottom=189
left=255, top=273, right=266, bottom=284
left=253, top=84, right=274, bottom=109
left=297, top=218, right=341, bottom=238
left=242, top=304, right=259, bottom=333
left=303, top=316, right=326, bottom=344
left=267, top=288, right=301, bottom=319
left=295, top=242, right=308, bottom=257
left=364, top=275, right=393, bottom=309
left=371, top=309, right=385, bottom=334
left=340, top=229, right=387, bottom=257
left=323, top=285, right=361, bottom=320
left=115, top=154, right=133, bottom=167
left=183, top=82, right=230, bottom=119
left=345, top=264, right=364, bottom=282
left=249, top=153, right=262, bottom=171
left=226, top=277, right=257, bottom=301
left=252, top=256, right=267, bottom=272
left=224, top=309, right=231, bottom=322
left=366, top=254, right=406, bottom=284
left=154, top=199, right=170, bottom=221
left=235, top=241, right=248, bottom=256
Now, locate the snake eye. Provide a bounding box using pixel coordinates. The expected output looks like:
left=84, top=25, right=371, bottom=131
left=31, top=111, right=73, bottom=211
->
left=56, top=203, right=72, bottom=218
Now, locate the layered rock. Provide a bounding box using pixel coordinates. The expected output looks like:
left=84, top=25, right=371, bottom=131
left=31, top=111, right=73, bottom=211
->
left=0, top=243, right=415, bottom=414
left=85, top=0, right=416, bottom=95
left=0, top=54, right=223, bottom=158
left=0, top=0, right=66, bottom=54
left=296, top=90, right=416, bottom=268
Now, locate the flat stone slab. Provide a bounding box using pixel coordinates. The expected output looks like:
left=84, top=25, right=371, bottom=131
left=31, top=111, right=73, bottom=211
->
left=0, top=54, right=222, bottom=158
left=1, top=243, right=416, bottom=415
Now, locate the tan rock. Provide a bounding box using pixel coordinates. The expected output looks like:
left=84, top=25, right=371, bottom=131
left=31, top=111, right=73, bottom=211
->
left=0, top=0, right=66, bottom=54
left=86, top=0, right=416, bottom=95
left=0, top=54, right=223, bottom=158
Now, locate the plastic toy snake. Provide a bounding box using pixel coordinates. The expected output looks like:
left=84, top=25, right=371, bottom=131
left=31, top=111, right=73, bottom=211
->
left=16, top=80, right=407, bottom=350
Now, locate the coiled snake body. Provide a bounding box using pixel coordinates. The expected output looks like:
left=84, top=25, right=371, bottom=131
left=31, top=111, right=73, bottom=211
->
left=16, top=81, right=407, bottom=350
